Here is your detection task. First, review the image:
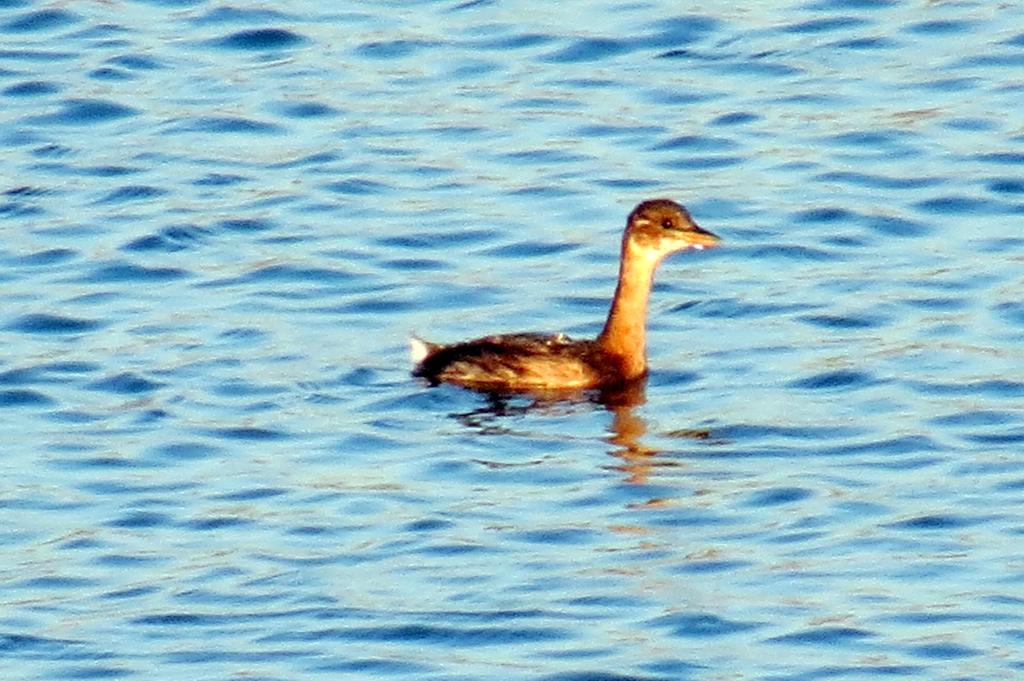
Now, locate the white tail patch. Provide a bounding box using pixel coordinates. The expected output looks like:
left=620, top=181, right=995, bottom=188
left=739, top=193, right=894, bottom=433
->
left=409, top=335, right=432, bottom=365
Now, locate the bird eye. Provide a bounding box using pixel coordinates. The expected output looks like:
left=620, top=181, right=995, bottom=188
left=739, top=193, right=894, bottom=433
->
left=660, top=218, right=675, bottom=230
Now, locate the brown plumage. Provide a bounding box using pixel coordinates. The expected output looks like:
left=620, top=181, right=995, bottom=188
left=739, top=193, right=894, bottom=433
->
left=411, top=199, right=720, bottom=392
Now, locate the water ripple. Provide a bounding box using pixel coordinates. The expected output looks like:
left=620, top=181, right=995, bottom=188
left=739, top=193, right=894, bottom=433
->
left=650, top=612, right=759, bottom=637
left=208, top=426, right=290, bottom=441
left=106, top=54, right=163, bottom=71
left=645, top=15, right=721, bottom=47
left=0, top=388, right=54, bottom=407
left=789, top=369, right=878, bottom=390
left=78, top=261, right=189, bottom=283
left=543, top=38, right=632, bottom=63
left=3, top=8, right=80, bottom=33
left=2, top=79, right=60, bottom=96
left=356, top=39, right=440, bottom=60
left=7, top=312, right=102, bottom=333
left=107, top=511, right=173, bottom=529
left=166, top=116, right=282, bottom=135
left=122, top=224, right=210, bottom=252
left=87, top=372, right=164, bottom=394
left=768, top=626, right=873, bottom=645
left=94, top=185, right=169, bottom=204
left=210, top=28, right=308, bottom=51
left=27, top=98, right=137, bottom=125
left=887, top=513, right=985, bottom=530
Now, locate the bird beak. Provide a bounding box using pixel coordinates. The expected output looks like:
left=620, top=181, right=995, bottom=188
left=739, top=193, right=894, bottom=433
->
left=682, top=223, right=721, bottom=251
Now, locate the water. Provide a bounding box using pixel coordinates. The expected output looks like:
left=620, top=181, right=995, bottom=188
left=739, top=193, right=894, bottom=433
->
left=2, top=1, right=1024, bottom=679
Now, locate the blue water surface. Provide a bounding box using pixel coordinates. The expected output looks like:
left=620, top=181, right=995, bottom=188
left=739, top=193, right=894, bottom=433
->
left=2, top=1, right=1024, bottom=679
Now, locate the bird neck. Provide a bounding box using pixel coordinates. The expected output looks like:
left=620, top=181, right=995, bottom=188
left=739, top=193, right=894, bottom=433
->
left=598, top=239, right=661, bottom=380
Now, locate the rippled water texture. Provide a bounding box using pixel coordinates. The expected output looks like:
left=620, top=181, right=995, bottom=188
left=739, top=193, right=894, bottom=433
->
left=3, top=1, right=1024, bottom=679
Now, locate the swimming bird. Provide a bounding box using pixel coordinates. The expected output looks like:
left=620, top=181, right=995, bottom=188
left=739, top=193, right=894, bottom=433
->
left=411, top=199, right=720, bottom=392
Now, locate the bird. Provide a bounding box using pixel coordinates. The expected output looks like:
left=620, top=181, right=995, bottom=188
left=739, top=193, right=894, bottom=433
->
left=411, top=199, right=720, bottom=392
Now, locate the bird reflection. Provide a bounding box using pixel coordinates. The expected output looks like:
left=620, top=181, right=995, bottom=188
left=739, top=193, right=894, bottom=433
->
left=604, top=388, right=658, bottom=484
left=448, top=377, right=709, bottom=485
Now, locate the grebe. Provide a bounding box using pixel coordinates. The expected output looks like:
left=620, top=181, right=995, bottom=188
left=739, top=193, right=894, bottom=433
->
left=411, top=199, right=720, bottom=391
